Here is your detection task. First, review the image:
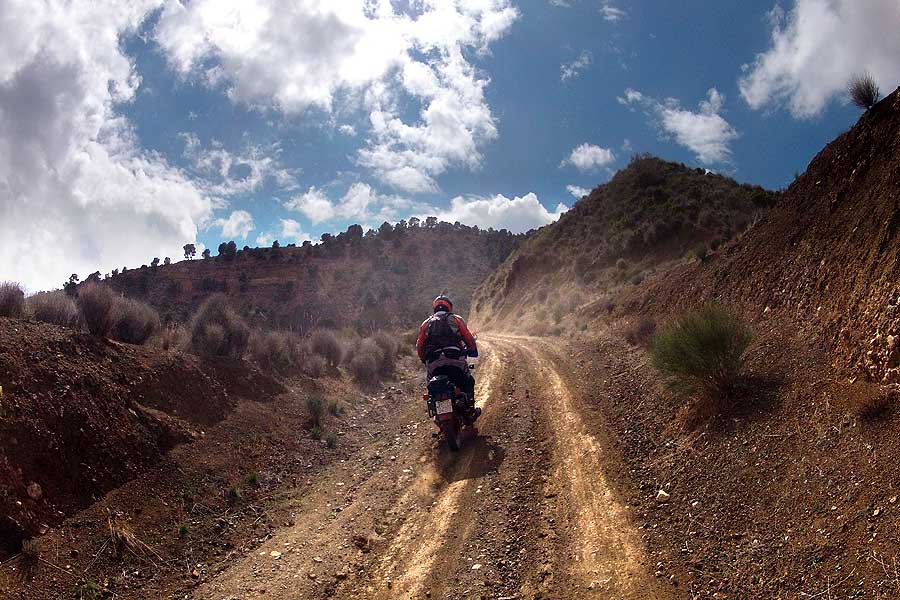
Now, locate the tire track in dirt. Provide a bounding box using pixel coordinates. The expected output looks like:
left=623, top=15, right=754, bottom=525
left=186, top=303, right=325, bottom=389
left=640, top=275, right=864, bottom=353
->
left=361, top=338, right=513, bottom=599
left=194, top=335, right=673, bottom=600
left=500, top=334, right=673, bottom=599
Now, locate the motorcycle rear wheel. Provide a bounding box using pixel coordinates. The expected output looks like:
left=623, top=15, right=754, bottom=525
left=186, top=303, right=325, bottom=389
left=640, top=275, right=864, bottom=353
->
left=442, top=419, right=462, bottom=451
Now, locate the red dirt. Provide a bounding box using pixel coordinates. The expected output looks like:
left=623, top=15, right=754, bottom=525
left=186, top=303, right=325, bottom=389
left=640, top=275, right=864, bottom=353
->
left=0, top=317, right=280, bottom=552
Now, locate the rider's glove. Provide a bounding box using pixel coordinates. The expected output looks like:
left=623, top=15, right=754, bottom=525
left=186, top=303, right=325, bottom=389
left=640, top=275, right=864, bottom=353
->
left=467, top=349, right=479, bottom=358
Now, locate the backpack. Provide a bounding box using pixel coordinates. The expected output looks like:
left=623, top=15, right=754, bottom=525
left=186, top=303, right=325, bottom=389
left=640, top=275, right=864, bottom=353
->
left=423, top=312, right=461, bottom=356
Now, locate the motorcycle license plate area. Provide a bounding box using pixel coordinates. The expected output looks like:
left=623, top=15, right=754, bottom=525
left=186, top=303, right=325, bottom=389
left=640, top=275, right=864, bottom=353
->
left=435, top=399, right=453, bottom=415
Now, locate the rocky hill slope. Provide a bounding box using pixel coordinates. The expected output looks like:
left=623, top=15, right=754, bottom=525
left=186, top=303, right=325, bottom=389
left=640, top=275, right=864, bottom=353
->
left=470, top=156, right=776, bottom=331
left=628, top=87, right=900, bottom=382
left=106, top=222, right=523, bottom=333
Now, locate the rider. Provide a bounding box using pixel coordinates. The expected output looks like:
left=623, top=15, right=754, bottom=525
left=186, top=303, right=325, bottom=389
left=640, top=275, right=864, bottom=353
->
left=416, top=295, right=480, bottom=422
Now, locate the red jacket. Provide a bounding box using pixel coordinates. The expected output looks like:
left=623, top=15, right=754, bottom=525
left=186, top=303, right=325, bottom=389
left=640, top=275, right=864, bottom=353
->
left=416, top=312, right=477, bottom=361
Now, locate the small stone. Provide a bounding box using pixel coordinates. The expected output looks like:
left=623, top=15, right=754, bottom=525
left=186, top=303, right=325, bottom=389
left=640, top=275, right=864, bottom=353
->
left=655, top=490, right=671, bottom=503
left=26, top=482, right=43, bottom=501
left=270, top=551, right=282, bottom=559
left=472, top=563, right=482, bottom=570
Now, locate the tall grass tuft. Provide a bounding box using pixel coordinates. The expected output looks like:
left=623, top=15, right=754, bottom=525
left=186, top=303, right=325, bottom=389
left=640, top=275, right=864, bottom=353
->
left=78, top=283, right=117, bottom=337
left=650, top=304, right=752, bottom=403
left=311, top=330, right=344, bottom=368
left=0, top=282, right=25, bottom=318
left=112, top=297, right=159, bottom=344
left=189, top=294, right=249, bottom=358
left=27, top=292, right=80, bottom=327
left=848, top=72, right=880, bottom=110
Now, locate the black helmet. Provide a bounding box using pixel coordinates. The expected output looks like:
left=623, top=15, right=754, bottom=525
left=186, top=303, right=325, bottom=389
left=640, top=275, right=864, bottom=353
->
left=432, top=295, right=452, bottom=313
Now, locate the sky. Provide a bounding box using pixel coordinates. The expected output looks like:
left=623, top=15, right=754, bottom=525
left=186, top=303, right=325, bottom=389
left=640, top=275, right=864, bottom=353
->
left=2, top=0, right=899, bottom=292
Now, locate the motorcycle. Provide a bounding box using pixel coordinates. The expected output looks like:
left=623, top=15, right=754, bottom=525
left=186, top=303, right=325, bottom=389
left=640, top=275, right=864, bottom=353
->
left=423, top=347, right=478, bottom=451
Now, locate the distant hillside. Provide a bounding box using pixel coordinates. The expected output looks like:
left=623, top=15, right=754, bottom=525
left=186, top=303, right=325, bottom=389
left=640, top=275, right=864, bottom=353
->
left=628, top=87, right=900, bottom=383
left=105, top=221, right=523, bottom=334
left=470, top=156, right=777, bottom=330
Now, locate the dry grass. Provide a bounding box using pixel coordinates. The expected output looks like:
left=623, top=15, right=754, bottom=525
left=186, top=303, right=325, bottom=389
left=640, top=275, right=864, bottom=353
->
left=848, top=71, right=880, bottom=110
left=311, top=330, right=344, bottom=368
left=345, top=339, right=380, bottom=383
left=27, top=292, right=80, bottom=327
left=624, top=315, right=657, bottom=347
left=189, top=294, right=249, bottom=358
left=371, top=332, right=398, bottom=375
left=0, top=281, right=25, bottom=318
left=149, top=325, right=186, bottom=351
left=248, top=329, right=295, bottom=372
left=78, top=283, right=117, bottom=337
left=112, top=297, right=159, bottom=344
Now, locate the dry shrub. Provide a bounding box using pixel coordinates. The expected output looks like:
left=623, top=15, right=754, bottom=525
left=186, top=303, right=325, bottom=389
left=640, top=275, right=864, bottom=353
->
left=624, top=316, right=657, bottom=347
left=372, top=332, right=398, bottom=375
left=304, top=354, right=327, bottom=378
left=27, top=292, right=79, bottom=327
left=149, top=326, right=186, bottom=351
left=848, top=71, right=880, bottom=110
left=345, top=338, right=381, bottom=385
left=248, top=329, right=298, bottom=373
left=311, top=330, right=344, bottom=368
left=78, top=283, right=117, bottom=337
left=189, top=294, right=249, bottom=358
left=0, top=282, right=25, bottom=318
left=112, top=297, right=159, bottom=344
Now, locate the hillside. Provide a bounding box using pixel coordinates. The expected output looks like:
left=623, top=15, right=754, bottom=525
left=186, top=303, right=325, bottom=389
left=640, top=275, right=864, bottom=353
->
left=470, top=156, right=776, bottom=330
left=628, top=86, right=900, bottom=382
left=105, top=221, right=522, bottom=333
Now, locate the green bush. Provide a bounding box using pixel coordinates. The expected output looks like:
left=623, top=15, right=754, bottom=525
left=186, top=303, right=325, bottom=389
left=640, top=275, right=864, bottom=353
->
left=0, top=282, right=25, bottom=318
left=305, top=395, right=325, bottom=428
left=650, top=304, right=752, bottom=402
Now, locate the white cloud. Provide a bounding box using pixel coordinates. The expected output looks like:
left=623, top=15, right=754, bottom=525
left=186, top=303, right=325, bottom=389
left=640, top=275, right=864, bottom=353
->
left=739, top=0, right=900, bottom=118
left=278, top=218, right=312, bottom=245
left=255, top=232, right=274, bottom=247
left=619, top=87, right=739, bottom=165
left=284, top=182, right=415, bottom=225
left=600, top=3, right=627, bottom=22
left=566, top=185, right=591, bottom=198
left=431, top=193, right=568, bottom=233
left=549, top=0, right=571, bottom=6
left=154, top=1, right=519, bottom=194
left=0, top=0, right=219, bottom=292
left=338, top=124, right=357, bottom=136
left=180, top=133, right=297, bottom=196
left=562, top=143, right=616, bottom=171
left=561, top=51, right=593, bottom=82
left=214, top=210, right=255, bottom=240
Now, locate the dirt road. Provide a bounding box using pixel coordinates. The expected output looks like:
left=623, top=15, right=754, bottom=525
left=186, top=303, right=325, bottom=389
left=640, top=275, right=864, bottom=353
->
left=194, top=335, right=674, bottom=599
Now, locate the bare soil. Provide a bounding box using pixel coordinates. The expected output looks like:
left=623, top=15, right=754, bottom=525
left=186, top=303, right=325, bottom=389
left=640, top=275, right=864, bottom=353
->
left=3, top=335, right=678, bottom=599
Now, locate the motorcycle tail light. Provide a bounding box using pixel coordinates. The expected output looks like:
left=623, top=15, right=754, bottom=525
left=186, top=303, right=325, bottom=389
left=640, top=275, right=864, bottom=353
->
left=422, top=393, right=429, bottom=401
